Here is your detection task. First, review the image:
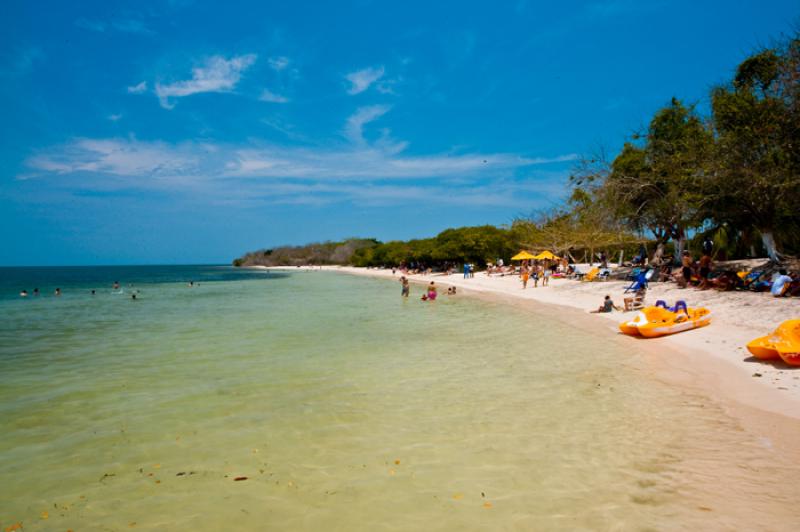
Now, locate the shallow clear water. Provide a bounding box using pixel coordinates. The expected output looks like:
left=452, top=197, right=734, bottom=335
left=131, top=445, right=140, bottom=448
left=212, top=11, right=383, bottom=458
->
left=0, top=267, right=797, bottom=531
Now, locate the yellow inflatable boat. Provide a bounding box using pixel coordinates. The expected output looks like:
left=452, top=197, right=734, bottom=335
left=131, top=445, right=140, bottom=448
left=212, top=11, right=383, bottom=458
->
left=619, top=306, right=712, bottom=338
left=746, top=319, right=800, bottom=366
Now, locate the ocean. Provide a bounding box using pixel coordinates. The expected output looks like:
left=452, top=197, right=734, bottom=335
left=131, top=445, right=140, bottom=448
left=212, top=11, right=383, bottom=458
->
left=0, top=266, right=796, bottom=530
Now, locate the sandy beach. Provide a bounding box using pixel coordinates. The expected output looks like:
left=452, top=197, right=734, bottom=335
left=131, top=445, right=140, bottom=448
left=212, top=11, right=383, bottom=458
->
left=259, top=265, right=800, bottom=444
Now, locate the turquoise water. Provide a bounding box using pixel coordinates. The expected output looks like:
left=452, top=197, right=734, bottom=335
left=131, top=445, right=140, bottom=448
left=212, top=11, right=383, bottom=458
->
left=1, top=267, right=797, bottom=531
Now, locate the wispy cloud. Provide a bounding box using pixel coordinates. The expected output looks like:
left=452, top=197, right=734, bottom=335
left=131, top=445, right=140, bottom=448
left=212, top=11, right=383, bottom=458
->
left=0, top=46, right=44, bottom=78
left=25, top=136, right=573, bottom=185
left=267, top=56, right=289, bottom=71
left=107, top=114, right=123, bottom=122
left=259, top=89, right=289, bottom=103
left=127, top=81, right=148, bottom=94
left=22, top=108, right=577, bottom=207
left=345, top=66, right=385, bottom=95
left=154, top=54, right=257, bottom=109
left=343, top=105, right=391, bottom=144
left=75, top=17, right=153, bottom=34
left=75, top=18, right=107, bottom=32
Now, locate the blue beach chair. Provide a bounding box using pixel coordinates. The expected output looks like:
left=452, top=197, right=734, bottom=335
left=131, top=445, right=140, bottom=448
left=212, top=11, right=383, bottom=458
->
left=624, top=268, right=654, bottom=293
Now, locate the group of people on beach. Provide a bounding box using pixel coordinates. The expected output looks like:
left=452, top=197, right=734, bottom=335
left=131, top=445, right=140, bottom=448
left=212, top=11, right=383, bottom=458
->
left=519, top=262, right=551, bottom=289
left=399, top=276, right=456, bottom=301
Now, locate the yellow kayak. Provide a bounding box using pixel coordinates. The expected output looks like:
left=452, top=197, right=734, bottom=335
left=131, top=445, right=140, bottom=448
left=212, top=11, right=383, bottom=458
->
left=619, top=306, right=712, bottom=338
left=747, top=319, right=800, bottom=365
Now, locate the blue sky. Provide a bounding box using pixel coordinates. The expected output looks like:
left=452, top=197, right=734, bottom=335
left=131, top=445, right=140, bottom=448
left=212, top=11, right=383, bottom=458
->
left=1, top=0, right=797, bottom=265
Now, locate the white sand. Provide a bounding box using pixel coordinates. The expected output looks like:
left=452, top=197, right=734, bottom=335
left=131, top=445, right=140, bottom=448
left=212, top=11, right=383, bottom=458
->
left=256, top=264, right=800, bottom=425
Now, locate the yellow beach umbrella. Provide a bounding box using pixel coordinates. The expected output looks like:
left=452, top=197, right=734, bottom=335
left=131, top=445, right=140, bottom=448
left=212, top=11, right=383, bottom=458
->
left=533, top=250, right=559, bottom=261
left=511, top=251, right=536, bottom=261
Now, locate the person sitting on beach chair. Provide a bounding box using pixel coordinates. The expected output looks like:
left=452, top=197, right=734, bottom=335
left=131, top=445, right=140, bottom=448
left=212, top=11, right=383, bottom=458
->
left=624, top=288, right=646, bottom=311
left=771, top=269, right=793, bottom=297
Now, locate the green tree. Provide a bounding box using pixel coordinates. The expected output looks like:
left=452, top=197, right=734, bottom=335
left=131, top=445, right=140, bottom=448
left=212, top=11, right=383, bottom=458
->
left=605, top=98, right=712, bottom=263
left=708, top=40, right=800, bottom=261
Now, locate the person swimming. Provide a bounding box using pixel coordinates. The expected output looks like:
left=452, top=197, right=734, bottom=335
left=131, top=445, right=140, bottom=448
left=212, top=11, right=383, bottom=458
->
left=91, top=289, right=96, bottom=295
left=113, top=281, right=120, bottom=290
left=20, top=290, right=28, bottom=297
left=33, top=288, right=39, bottom=296
left=55, top=288, right=61, bottom=296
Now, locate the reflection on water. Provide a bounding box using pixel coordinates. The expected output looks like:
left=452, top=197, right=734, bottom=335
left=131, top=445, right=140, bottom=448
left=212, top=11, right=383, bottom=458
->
left=0, top=269, right=796, bottom=530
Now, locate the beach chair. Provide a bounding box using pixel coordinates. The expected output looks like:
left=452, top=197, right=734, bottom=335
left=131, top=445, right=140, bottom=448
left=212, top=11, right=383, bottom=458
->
left=583, top=267, right=600, bottom=282
left=624, top=290, right=647, bottom=311
left=624, top=268, right=654, bottom=293
left=625, top=267, right=642, bottom=281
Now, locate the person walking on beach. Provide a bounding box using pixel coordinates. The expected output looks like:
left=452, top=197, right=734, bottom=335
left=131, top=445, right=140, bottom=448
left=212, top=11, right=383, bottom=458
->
left=542, top=265, right=551, bottom=286
left=521, top=265, right=530, bottom=289
left=400, top=276, right=410, bottom=298
left=463, top=262, right=470, bottom=279
left=679, top=251, right=693, bottom=288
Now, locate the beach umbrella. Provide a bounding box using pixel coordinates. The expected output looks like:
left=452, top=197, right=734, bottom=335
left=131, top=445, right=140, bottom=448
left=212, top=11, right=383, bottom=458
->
left=511, top=251, right=536, bottom=261
left=533, top=251, right=560, bottom=261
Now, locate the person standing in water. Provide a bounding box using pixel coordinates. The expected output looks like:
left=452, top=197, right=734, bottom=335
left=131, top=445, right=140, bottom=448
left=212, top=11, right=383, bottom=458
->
left=55, top=288, right=61, bottom=296
left=400, top=276, right=410, bottom=297
left=113, top=281, right=120, bottom=290
left=427, top=281, right=438, bottom=300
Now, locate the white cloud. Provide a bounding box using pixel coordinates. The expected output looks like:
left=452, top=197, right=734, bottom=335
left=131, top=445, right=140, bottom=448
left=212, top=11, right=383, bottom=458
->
left=25, top=136, right=572, bottom=185
left=22, top=109, right=578, bottom=207
left=154, top=54, right=257, bottom=109
left=107, top=114, right=123, bottom=122
left=127, top=81, right=148, bottom=94
left=345, top=66, right=384, bottom=95
left=259, top=89, right=289, bottom=103
left=267, top=56, right=289, bottom=71
left=343, top=105, right=391, bottom=145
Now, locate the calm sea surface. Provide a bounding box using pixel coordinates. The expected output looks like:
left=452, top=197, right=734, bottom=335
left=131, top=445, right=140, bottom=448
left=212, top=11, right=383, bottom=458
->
left=0, top=266, right=796, bottom=531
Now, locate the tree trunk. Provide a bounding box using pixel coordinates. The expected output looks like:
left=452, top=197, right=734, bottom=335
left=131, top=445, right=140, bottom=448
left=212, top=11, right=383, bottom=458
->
left=652, top=241, right=665, bottom=265
left=618, top=249, right=624, bottom=266
left=589, top=246, right=594, bottom=266
left=761, top=231, right=781, bottom=263
left=674, top=237, right=686, bottom=263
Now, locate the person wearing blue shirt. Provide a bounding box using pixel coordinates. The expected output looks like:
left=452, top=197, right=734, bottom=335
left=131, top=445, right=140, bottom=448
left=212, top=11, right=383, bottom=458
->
left=771, top=269, right=793, bottom=297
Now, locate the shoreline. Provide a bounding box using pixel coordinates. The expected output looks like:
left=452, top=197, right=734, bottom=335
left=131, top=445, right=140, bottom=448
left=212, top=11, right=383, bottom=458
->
left=254, top=264, right=800, bottom=455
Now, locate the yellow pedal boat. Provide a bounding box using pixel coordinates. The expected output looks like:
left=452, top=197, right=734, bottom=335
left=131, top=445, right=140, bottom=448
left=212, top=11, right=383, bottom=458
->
left=746, top=319, right=800, bottom=366
left=619, top=306, right=712, bottom=338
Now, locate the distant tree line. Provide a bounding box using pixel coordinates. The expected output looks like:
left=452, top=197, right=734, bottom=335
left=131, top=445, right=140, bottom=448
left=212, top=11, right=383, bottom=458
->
left=234, top=33, right=799, bottom=269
